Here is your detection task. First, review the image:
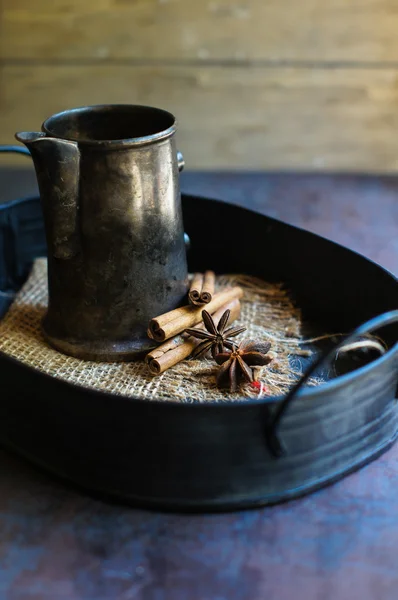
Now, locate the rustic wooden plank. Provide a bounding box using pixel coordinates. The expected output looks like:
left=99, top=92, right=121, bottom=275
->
left=2, top=64, right=398, bottom=171
left=2, top=0, right=398, bottom=63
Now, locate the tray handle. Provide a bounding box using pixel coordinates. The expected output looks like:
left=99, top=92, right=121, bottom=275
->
left=266, top=310, right=398, bottom=458
left=0, top=145, right=31, bottom=157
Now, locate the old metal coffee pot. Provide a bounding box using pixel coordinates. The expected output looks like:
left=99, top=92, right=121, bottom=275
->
left=16, top=104, right=188, bottom=361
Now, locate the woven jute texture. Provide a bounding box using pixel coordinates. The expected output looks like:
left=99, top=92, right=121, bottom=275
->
left=0, top=259, right=318, bottom=402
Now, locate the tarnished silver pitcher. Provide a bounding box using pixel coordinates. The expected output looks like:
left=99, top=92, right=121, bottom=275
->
left=16, top=104, right=188, bottom=361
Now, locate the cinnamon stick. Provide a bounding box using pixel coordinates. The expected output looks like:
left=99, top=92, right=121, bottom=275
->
left=188, top=272, right=204, bottom=305
left=200, top=270, right=215, bottom=304
left=146, top=299, right=241, bottom=375
left=148, top=286, right=243, bottom=342
left=188, top=271, right=216, bottom=305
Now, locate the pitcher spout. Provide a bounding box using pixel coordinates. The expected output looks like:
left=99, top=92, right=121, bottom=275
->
left=15, top=131, right=80, bottom=260
left=15, top=131, right=47, bottom=146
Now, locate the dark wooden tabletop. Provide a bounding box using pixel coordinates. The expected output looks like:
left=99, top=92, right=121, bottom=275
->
left=1, top=165, right=398, bottom=600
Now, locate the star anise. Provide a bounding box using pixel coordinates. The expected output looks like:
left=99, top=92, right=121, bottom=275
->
left=185, top=309, right=246, bottom=359
left=215, top=339, right=273, bottom=392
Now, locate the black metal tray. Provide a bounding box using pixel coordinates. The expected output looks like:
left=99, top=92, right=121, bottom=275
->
left=0, top=192, right=397, bottom=511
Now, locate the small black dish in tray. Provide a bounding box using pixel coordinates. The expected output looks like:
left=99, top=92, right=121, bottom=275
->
left=0, top=192, right=397, bottom=512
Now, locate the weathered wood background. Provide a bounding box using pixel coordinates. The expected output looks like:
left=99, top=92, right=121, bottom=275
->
left=1, top=0, right=398, bottom=171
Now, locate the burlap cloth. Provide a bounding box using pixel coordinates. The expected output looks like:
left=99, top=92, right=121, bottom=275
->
left=0, top=259, right=320, bottom=402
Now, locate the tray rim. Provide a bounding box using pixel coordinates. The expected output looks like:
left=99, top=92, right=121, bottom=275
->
left=0, top=337, right=397, bottom=408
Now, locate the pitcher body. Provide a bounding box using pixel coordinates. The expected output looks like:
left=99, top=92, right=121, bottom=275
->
left=16, top=105, right=188, bottom=360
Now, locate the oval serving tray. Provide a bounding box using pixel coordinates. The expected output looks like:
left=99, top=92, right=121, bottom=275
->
left=0, top=192, right=397, bottom=511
